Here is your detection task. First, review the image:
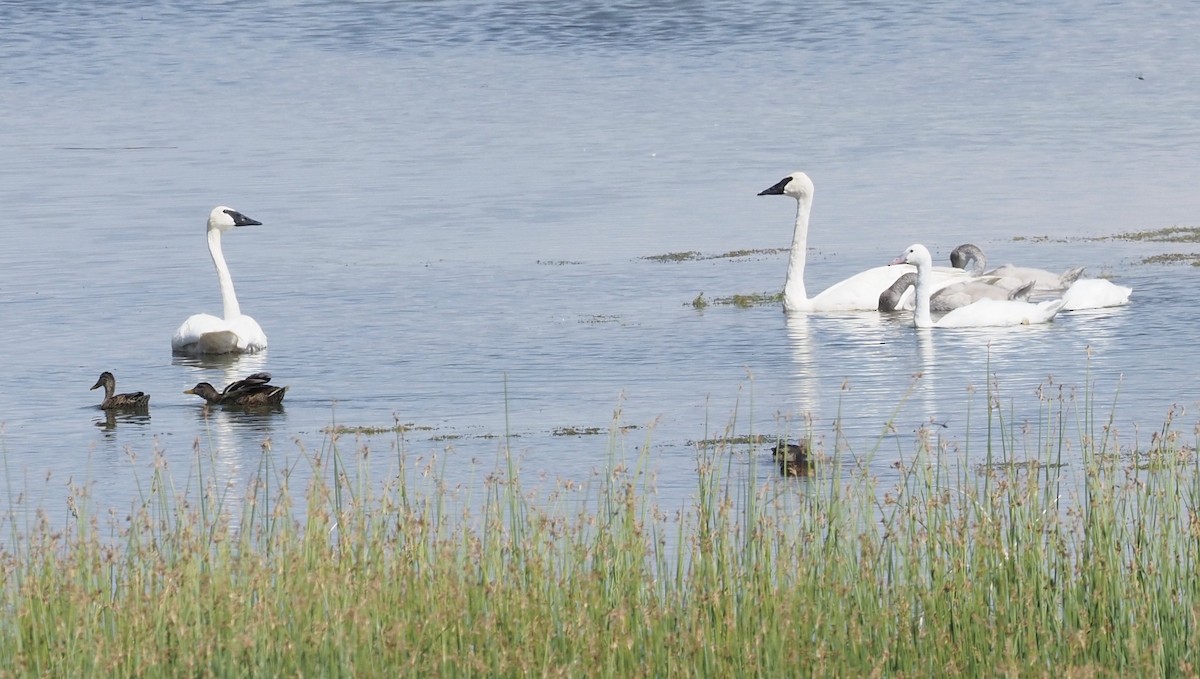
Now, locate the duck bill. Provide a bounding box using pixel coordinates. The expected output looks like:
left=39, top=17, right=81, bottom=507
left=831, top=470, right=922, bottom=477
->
left=183, top=388, right=196, bottom=395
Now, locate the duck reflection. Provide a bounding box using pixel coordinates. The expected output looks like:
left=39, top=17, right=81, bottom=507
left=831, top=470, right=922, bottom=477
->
left=93, top=409, right=151, bottom=436
left=172, top=351, right=282, bottom=502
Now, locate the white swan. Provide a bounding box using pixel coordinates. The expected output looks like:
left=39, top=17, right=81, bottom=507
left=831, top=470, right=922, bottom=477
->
left=758, top=172, right=968, bottom=312
left=952, top=243, right=1132, bottom=310
left=878, top=272, right=1035, bottom=312
left=171, top=206, right=268, bottom=355
left=892, top=244, right=1066, bottom=328
left=1060, top=278, right=1132, bottom=311
left=950, top=243, right=1084, bottom=292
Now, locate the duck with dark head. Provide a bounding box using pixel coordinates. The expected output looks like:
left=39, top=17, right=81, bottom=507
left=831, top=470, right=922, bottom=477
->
left=90, top=371, right=150, bottom=410
left=184, top=372, right=288, bottom=407
left=772, top=440, right=811, bottom=477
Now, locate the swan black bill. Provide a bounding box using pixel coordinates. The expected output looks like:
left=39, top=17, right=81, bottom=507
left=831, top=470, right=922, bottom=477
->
left=757, top=176, right=793, bottom=196
left=224, top=209, right=263, bottom=227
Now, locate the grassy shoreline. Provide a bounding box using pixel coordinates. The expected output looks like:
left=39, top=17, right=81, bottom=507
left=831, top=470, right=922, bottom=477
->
left=4, top=386, right=1200, bottom=677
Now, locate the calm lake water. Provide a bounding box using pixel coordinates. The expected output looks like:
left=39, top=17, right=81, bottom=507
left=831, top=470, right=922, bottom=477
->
left=2, top=1, right=1199, bottom=523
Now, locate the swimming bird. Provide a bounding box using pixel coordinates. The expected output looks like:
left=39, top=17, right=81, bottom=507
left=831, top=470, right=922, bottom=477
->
left=891, top=244, right=1066, bottom=328
left=171, top=206, right=268, bottom=355
left=950, top=243, right=1085, bottom=292
left=90, top=371, right=150, bottom=409
left=183, top=372, right=287, bottom=407
left=758, top=172, right=969, bottom=311
left=772, top=441, right=811, bottom=476
left=1060, top=278, right=1133, bottom=311
left=878, top=271, right=1035, bottom=312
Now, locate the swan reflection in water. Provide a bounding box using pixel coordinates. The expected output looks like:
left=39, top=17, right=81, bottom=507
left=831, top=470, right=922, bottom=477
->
left=783, top=312, right=897, bottom=455
left=172, top=351, right=282, bottom=506
left=786, top=310, right=959, bottom=453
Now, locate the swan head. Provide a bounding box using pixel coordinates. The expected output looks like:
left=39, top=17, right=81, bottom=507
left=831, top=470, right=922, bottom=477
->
left=207, top=206, right=262, bottom=233
left=891, top=243, right=933, bottom=269
left=949, top=243, right=986, bottom=274
left=758, top=171, right=814, bottom=200
left=90, top=371, right=115, bottom=391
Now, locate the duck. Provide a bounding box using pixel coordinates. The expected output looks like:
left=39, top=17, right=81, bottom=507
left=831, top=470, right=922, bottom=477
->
left=949, top=243, right=1085, bottom=292
left=171, top=206, right=268, bottom=355
left=758, top=172, right=969, bottom=312
left=891, top=244, right=1066, bottom=328
left=878, top=271, right=1035, bottom=312
left=772, top=441, right=811, bottom=476
left=183, top=372, right=287, bottom=406
left=90, top=371, right=150, bottom=409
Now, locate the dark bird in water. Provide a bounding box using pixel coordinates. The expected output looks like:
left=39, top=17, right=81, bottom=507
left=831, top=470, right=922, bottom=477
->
left=184, top=372, right=288, bottom=407
left=90, top=371, right=151, bottom=409
left=772, top=441, right=811, bottom=477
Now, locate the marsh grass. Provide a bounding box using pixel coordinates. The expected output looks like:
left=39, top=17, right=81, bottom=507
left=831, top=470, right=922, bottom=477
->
left=5, top=381, right=1200, bottom=676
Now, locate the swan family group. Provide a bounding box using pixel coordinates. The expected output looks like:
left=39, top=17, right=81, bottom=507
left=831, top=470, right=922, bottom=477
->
left=94, top=174, right=1132, bottom=412
left=758, top=171, right=1132, bottom=327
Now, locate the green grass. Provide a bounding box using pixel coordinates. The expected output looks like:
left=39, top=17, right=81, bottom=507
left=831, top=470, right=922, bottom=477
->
left=4, top=382, right=1200, bottom=677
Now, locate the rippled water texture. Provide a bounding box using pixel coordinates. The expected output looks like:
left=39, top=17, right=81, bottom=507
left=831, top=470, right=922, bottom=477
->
left=1, top=1, right=1199, bottom=520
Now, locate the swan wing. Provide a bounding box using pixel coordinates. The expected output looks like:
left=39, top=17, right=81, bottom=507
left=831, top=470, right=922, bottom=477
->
left=172, top=313, right=267, bottom=355
left=935, top=298, right=1066, bottom=328
left=989, top=264, right=1083, bottom=292
left=226, top=314, right=268, bottom=353
left=811, top=265, right=971, bottom=312
left=172, top=314, right=235, bottom=354
left=928, top=278, right=1019, bottom=311
left=892, top=268, right=980, bottom=311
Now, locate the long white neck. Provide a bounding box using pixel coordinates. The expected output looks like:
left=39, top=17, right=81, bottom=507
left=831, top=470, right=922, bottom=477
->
left=783, top=194, right=812, bottom=312
left=912, top=260, right=934, bottom=328
left=207, top=228, right=242, bottom=319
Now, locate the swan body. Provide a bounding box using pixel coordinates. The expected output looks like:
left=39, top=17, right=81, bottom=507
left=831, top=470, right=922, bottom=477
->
left=759, top=172, right=970, bottom=312
left=950, top=243, right=1084, bottom=292
left=893, top=244, right=1066, bottom=328
left=90, top=371, right=150, bottom=409
left=172, top=206, right=268, bottom=355
left=879, top=272, right=1035, bottom=313
left=1061, top=278, right=1132, bottom=311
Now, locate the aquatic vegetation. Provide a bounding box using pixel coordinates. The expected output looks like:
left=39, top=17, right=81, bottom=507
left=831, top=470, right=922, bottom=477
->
left=552, top=425, right=605, bottom=436
left=322, top=422, right=432, bottom=436
left=580, top=314, right=622, bottom=324
left=642, top=247, right=787, bottom=263
left=1112, top=225, right=1200, bottom=242
left=711, top=291, right=784, bottom=307
left=1140, top=252, right=1200, bottom=266
left=642, top=250, right=703, bottom=262
left=5, top=384, right=1200, bottom=676
left=687, top=291, right=783, bottom=308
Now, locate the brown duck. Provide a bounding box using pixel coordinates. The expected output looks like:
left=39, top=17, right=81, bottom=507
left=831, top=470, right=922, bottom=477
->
left=91, top=371, right=150, bottom=409
left=772, top=441, right=811, bottom=477
left=184, top=372, right=288, bottom=407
